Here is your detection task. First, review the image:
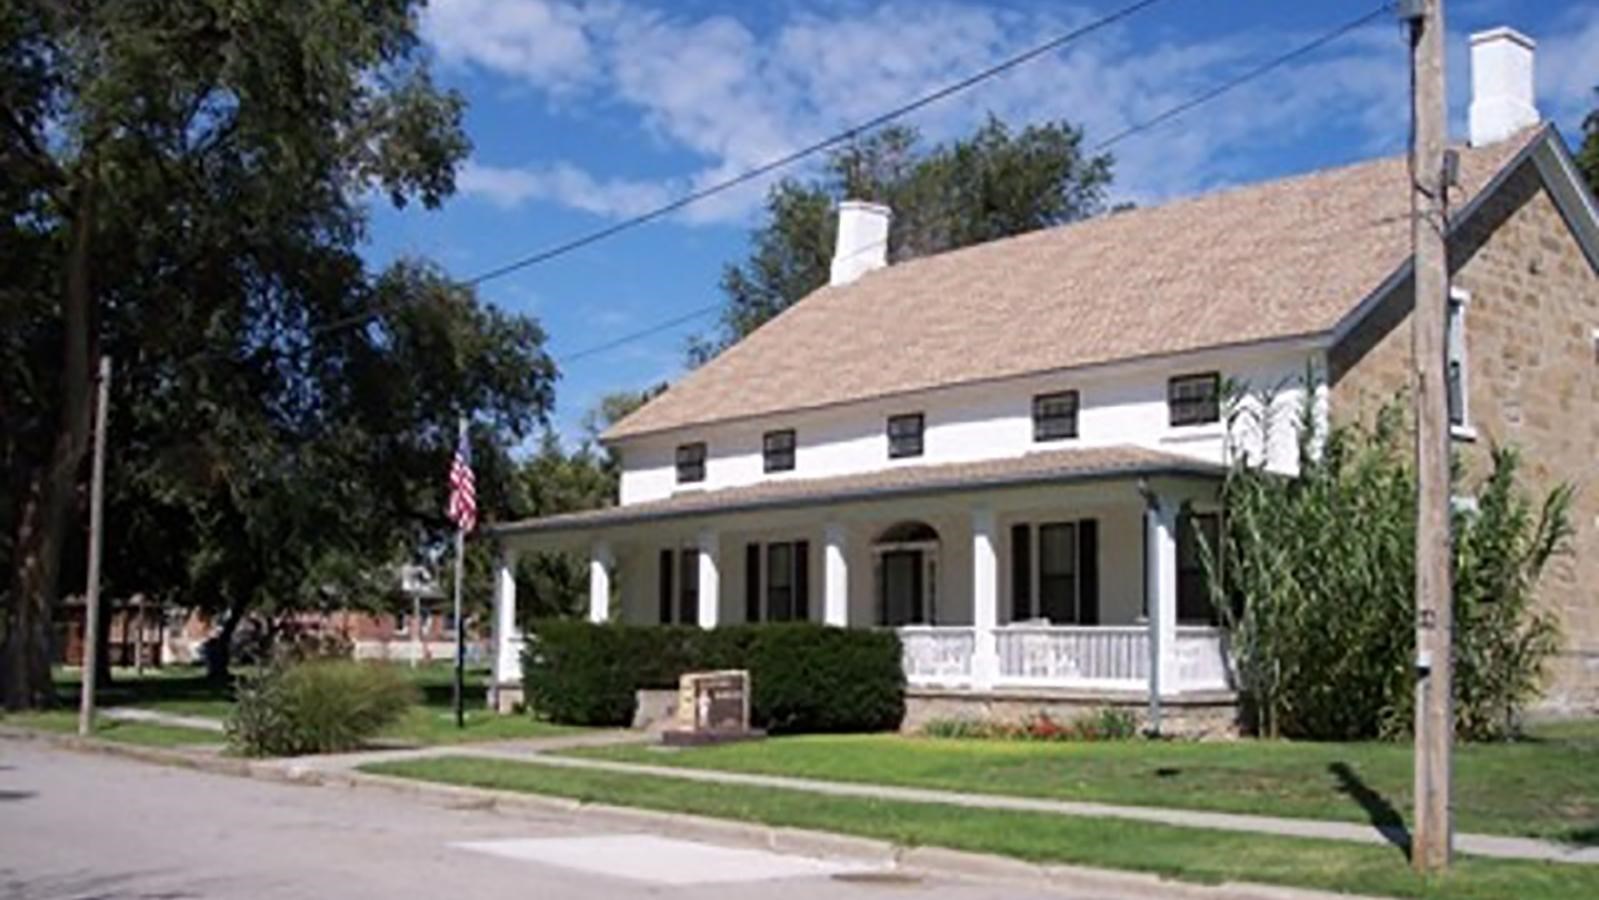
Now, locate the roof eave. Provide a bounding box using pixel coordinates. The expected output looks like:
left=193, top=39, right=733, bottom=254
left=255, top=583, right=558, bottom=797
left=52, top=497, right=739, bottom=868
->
left=485, top=455, right=1224, bottom=539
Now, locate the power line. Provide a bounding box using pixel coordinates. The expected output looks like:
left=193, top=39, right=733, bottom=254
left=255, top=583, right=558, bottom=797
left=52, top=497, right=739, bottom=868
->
left=559, top=2, right=1394, bottom=367
left=559, top=302, right=722, bottom=364
left=1093, top=3, right=1393, bottom=150
left=461, top=0, right=1172, bottom=289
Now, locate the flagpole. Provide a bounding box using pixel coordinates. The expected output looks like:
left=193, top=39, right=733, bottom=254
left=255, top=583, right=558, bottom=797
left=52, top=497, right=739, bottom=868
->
left=452, top=416, right=467, bottom=731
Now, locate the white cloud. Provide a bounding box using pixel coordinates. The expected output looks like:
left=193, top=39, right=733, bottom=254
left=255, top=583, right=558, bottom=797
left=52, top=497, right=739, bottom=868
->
left=423, top=1, right=1499, bottom=223
left=458, top=160, right=677, bottom=218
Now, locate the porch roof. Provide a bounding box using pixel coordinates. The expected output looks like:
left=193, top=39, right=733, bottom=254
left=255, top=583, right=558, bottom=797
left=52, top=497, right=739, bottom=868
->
left=489, top=445, right=1222, bottom=537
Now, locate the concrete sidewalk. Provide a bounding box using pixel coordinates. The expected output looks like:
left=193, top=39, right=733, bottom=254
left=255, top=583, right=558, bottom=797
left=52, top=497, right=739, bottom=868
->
left=101, top=706, right=226, bottom=733
left=299, top=737, right=1599, bottom=868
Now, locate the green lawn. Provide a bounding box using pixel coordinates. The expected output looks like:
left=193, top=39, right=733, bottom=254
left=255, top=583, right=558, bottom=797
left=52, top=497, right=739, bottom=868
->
left=568, top=720, right=1599, bottom=846
left=46, top=664, right=579, bottom=747
left=363, top=755, right=1599, bottom=900
left=0, top=709, right=222, bottom=748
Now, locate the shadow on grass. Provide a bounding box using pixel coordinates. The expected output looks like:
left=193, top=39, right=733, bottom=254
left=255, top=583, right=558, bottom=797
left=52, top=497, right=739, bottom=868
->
left=1560, top=824, right=1599, bottom=847
left=52, top=670, right=234, bottom=709
left=1329, top=762, right=1411, bottom=858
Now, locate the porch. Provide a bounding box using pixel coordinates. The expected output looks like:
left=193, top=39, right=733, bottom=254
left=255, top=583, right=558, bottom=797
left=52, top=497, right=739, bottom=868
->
left=487, top=446, right=1235, bottom=717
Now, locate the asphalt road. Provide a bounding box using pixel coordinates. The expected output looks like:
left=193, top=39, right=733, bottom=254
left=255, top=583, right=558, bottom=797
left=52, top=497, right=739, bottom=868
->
left=0, top=741, right=1100, bottom=900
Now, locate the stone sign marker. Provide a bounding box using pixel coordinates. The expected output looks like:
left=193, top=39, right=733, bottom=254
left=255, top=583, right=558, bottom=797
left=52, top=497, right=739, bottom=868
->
left=662, top=669, right=764, bottom=746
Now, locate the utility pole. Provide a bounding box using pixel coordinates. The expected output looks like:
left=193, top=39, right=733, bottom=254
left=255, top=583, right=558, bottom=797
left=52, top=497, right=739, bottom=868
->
left=1405, top=0, right=1454, bottom=872
left=78, top=355, right=112, bottom=737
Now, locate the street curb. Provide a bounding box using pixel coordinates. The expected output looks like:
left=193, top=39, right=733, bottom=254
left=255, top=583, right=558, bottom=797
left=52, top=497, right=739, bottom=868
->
left=1, top=726, right=1384, bottom=900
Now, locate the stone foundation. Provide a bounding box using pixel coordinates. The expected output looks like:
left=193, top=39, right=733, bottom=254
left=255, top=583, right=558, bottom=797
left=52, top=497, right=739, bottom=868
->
left=903, top=687, right=1241, bottom=740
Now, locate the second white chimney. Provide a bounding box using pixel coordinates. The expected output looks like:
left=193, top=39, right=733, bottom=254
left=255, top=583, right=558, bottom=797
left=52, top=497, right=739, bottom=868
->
left=1469, top=27, right=1539, bottom=147
left=829, top=200, right=892, bottom=286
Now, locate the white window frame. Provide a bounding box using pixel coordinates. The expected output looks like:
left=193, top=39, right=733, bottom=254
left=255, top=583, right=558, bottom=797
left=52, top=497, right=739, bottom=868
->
left=1447, top=286, right=1476, bottom=441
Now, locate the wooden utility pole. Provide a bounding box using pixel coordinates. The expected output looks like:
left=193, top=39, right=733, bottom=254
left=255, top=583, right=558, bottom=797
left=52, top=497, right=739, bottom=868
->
left=77, top=355, right=112, bottom=737
left=1406, top=0, right=1454, bottom=872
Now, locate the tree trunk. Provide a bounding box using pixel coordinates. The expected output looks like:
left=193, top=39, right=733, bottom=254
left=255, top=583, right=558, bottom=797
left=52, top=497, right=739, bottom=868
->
left=206, top=598, right=247, bottom=682
left=2, top=180, right=96, bottom=711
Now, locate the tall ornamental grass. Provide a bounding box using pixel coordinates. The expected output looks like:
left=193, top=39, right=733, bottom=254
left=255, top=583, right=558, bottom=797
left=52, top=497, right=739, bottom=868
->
left=1211, top=390, right=1571, bottom=741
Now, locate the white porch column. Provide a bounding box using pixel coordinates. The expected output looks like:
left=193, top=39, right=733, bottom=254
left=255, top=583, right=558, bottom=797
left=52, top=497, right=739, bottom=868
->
left=491, top=546, right=521, bottom=691
left=971, top=507, right=999, bottom=690
left=588, top=540, right=613, bottom=624
left=1144, top=493, right=1179, bottom=715
left=823, top=522, right=849, bottom=627
left=697, top=529, right=720, bottom=629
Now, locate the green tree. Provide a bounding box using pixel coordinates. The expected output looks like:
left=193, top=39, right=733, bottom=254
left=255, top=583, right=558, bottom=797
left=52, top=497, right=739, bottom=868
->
left=0, top=2, right=552, bottom=704
left=691, top=116, right=1112, bottom=362
left=510, top=386, right=665, bottom=621
left=1578, top=90, right=1599, bottom=197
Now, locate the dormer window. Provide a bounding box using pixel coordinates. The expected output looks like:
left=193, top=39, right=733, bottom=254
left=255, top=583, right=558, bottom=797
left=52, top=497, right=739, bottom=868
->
left=675, top=442, right=706, bottom=484
left=1033, top=391, right=1080, bottom=441
left=763, top=429, right=796, bottom=473
left=887, top=413, right=924, bottom=459
left=1168, top=373, right=1220, bottom=427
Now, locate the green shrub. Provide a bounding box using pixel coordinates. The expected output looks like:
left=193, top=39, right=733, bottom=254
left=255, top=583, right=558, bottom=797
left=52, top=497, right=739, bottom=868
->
left=523, top=621, right=904, bottom=733
left=1213, top=389, right=1571, bottom=741
left=227, top=660, right=417, bottom=756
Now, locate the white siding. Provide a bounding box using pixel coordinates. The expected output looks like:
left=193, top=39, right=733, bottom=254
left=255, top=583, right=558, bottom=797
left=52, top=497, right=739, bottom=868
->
left=617, top=345, right=1323, bottom=505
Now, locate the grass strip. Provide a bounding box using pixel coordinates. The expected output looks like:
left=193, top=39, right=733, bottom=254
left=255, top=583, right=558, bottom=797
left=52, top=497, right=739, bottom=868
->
left=362, top=755, right=1599, bottom=900
left=2, top=710, right=222, bottom=748
left=568, top=724, right=1599, bottom=844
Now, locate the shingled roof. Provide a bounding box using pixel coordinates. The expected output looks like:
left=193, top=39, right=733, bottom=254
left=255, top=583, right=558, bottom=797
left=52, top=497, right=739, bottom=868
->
left=606, top=127, right=1545, bottom=441
left=492, top=444, right=1220, bottom=536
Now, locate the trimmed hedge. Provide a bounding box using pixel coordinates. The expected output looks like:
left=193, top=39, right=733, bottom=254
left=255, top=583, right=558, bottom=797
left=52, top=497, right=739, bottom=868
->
left=523, top=621, right=904, bottom=733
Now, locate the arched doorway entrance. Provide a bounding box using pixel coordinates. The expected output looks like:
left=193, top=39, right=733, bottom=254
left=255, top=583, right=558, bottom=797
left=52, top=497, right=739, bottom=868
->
left=873, top=521, right=940, bottom=626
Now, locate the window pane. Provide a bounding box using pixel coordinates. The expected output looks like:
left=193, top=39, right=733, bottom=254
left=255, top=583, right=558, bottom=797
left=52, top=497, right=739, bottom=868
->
left=1033, top=391, right=1079, bottom=441
left=676, top=442, right=706, bottom=483
left=888, top=414, right=923, bottom=458
left=679, top=549, right=699, bottom=624
left=763, top=430, right=796, bottom=472
left=1176, top=513, right=1219, bottom=624
left=1169, top=374, right=1220, bottom=426
left=1038, top=523, right=1077, bottom=624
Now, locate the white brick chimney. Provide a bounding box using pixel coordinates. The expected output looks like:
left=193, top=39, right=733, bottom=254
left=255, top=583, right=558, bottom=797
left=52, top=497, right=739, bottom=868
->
left=829, top=200, right=891, bottom=286
left=1468, top=27, right=1539, bottom=147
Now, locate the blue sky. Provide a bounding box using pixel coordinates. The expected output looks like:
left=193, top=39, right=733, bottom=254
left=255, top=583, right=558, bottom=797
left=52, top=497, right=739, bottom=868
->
left=365, top=0, right=1599, bottom=444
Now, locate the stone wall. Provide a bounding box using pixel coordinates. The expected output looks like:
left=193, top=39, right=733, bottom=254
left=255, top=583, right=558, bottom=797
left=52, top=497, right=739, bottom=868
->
left=902, top=688, right=1240, bottom=740
left=1330, top=159, right=1599, bottom=714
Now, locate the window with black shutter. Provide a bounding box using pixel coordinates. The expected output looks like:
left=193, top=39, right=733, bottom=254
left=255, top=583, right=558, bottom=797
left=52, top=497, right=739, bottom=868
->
left=1010, top=524, right=1032, bottom=622
left=676, top=442, right=707, bottom=483
left=887, top=413, right=924, bottom=458
left=1032, top=391, right=1079, bottom=441
left=678, top=548, right=699, bottom=624
left=763, top=429, right=796, bottom=473
left=1177, top=512, right=1220, bottom=624
left=658, top=548, right=675, bottom=624
left=1168, top=373, right=1221, bottom=427
left=793, top=541, right=810, bottom=621
left=744, top=543, right=761, bottom=623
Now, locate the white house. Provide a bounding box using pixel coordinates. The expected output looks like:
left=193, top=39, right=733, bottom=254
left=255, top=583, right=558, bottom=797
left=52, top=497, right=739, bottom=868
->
left=487, top=27, right=1599, bottom=727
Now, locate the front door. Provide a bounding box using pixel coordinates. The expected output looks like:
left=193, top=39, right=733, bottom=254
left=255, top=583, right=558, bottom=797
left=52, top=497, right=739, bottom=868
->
left=881, top=549, right=924, bottom=626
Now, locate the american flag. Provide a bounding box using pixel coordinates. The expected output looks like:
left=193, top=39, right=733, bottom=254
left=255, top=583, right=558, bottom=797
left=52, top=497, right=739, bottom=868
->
left=447, top=428, right=477, bottom=534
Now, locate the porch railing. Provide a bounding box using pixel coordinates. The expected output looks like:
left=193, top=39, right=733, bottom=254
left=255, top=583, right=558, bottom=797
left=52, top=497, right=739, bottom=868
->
left=897, top=624, right=1232, bottom=693
left=1174, top=626, right=1231, bottom=691
left=898, top=626, right=975, bottom=687
left=995, top=625, right=1149, bottom=689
